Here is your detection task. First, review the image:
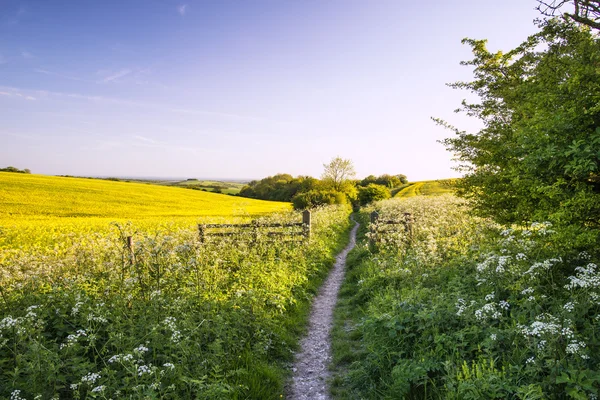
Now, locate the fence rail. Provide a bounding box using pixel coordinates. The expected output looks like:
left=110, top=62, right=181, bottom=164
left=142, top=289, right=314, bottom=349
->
left=198, top=209, right=311, bottom=244
left=121, top=210, right=312, bottom=263
left=369, top=211, right=414, bottom=249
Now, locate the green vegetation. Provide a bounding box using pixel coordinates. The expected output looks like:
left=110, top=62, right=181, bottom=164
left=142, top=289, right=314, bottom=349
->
left=0, top=172, right=289, bottom=249
left=153, top=179, right=245, bottom=195
left=360, top=174, right=408, bottom=188
left=332, top=14, right=600, bottom=400
left=0, top=200, right=352, bottom=399
left=239, top=159, right=409, bottom=209
left=357, top=184, right=391, bottom=206
left=332, top=196, right=600, bottom=398
left=0, top=166, right=30, bottom=174
left=393, top=179, right=457, bottom=198
left=437, top=19, right=600, bottom=247
left=239, top=174, right=320, bottom=202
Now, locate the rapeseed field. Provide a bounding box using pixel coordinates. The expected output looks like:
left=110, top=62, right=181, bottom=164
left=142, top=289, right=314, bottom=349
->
left=0, top=172, right=290, bottom=249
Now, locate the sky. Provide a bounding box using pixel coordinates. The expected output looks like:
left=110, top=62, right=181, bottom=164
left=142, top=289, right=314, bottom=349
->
left=1, top=0, right=543, bottom=181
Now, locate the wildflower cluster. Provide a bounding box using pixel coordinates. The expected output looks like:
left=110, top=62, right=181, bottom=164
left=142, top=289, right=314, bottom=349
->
left=0, top=205, right=352, bottom=399
left=332, top=195, right=600, bottom=399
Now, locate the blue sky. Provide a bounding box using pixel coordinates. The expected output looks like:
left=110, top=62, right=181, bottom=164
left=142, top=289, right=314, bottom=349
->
left=1, top=0, right=541, bottom=180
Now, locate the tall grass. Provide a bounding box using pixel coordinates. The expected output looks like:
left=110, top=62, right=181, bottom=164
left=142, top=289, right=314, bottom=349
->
left=332, top=195, right=600, bottom=398
left=0, top=205, right=352, bottom=399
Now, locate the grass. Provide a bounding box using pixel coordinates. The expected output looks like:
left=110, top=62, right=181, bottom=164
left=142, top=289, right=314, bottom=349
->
left=0, top=172, right=289, bottom=249
left=393, top=179, right=458, bottom=199
left=331, top=196, right=600, bottom=399
left=132, top=178, right=246, bottom=195
left=0, top=204, right=353, bottom=399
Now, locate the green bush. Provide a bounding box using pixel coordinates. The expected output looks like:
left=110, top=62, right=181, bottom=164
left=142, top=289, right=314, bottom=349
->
left=357, top=184, right=390, bottom=206
left=292, top=189, right=347, bottom=210
left=332, top=196, right=600, bottom=399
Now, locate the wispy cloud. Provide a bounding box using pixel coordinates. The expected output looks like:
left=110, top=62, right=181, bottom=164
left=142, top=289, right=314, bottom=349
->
left=34, top=68, right=94, bottom=83
left=0, top=54, right=7, bottom=65
left=177, top=4, right=188, bottom=16
left=21, top=51, right=33, bottom=59
left=0, top=85, right=284, bottom=124
left=100, top=68, right=133, bottom=83
left=0, top=88, right=35, bottom=100
left=133, top=135, right=159, bottom=145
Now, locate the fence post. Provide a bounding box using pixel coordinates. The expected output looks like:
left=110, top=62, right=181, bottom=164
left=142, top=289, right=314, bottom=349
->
left=252, top=220, right=259, bottom=244
left=369, top=211, right=379, bottom=250
left=198, top=224, right=205, bottom=244
left=126, top=235, right=134, bottom=264
left=403, top=212, right=413, bottom=242
left=302, top=210, right=311, bottom=241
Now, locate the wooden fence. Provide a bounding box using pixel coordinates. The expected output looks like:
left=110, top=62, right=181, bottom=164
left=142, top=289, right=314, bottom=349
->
left=121, top=210, right=311, bottom=263
left=369, top=211, right=414, bottom=248
left=198, top=209, right=311, bottom=244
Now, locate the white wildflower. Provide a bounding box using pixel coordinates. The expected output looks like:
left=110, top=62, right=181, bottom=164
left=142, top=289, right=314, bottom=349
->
left=81, top=372, right=101, bottom=384
left=11, top=390, right=25, bottom=400
left=134, top=345, right=149, bottom=354
left=521, top=287, right=534, bottom=295
left=137, top=364, right=152, bottom=376
left=91, top=385, right=105, bottom=393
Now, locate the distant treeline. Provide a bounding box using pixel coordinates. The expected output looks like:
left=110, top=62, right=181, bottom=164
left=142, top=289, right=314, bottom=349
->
left=239, top=173, right=408, bottom=209
left=0, top=166, right=31, bottom=174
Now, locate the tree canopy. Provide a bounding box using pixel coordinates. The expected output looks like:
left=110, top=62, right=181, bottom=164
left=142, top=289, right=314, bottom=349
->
left=321, top=157, right=356, bottom=192
left=438, top=19, right=600, bottom=245
left=537, top=0, right=600, bottom=29
left=0, top=166, right=31, bottom=174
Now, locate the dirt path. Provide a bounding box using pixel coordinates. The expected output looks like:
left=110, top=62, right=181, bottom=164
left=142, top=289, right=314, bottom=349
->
left=288, top=219, right=359, bottom=400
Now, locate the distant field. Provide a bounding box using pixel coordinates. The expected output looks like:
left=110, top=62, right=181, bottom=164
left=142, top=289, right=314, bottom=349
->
left=393, top=179, right=458, bottom=198
left=87, top=177, right=247, bottom=194
left=163, top=179, right=245, bottom=194
left=0, top=172, right=289, bottom=248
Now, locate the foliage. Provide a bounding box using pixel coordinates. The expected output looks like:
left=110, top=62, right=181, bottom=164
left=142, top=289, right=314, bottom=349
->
left=359, top=174, right=408, bottom=188
left=291, top=189, right=347, bottom=210
left=437, top=19, right=600, bottom=245
left=537, top=0, right=600, bottom=30
left=239, top=174, right=319, bottom=202
left=0, top=172, right=289, bottom=249
left=332, top=195, right=600, bottom=399
left=0, top=205, right=352, bottom=399
left=321, top=157, right=357, bottom=193
left=0, top=166, right=30, bottom=174
left=357, top=184, right=391, bottom=206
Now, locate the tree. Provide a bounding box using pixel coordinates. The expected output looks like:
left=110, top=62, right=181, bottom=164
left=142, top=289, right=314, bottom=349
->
left=321, top=157, right=356, bottom=192
left=537, top=0, right=600, bottom=29
left=358, top=184, right=391, bottom=206
left=437, top=19, right=600, bottom=245
left=0, top=166, right=31, bottom=174
left=291, top=189, right=346, bottom=210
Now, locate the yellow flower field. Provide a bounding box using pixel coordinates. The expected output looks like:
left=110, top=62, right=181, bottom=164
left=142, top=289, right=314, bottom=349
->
left=0, top=172, right=290, bottom=249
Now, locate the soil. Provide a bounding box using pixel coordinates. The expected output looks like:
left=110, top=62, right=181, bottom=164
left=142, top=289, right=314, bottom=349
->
left=287, top=220, right=359, bottom=400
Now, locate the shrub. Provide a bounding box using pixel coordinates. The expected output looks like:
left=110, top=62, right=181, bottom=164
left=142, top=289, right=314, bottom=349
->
left=292, top=189, right=347, bottom=210
left=357, top=184, right=390, bottom=206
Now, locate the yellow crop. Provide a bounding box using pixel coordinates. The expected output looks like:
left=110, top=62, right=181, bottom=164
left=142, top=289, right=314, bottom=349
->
left=394, top=179, right=458, bottom=198
left=0, top=172, right=290, bottom=248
